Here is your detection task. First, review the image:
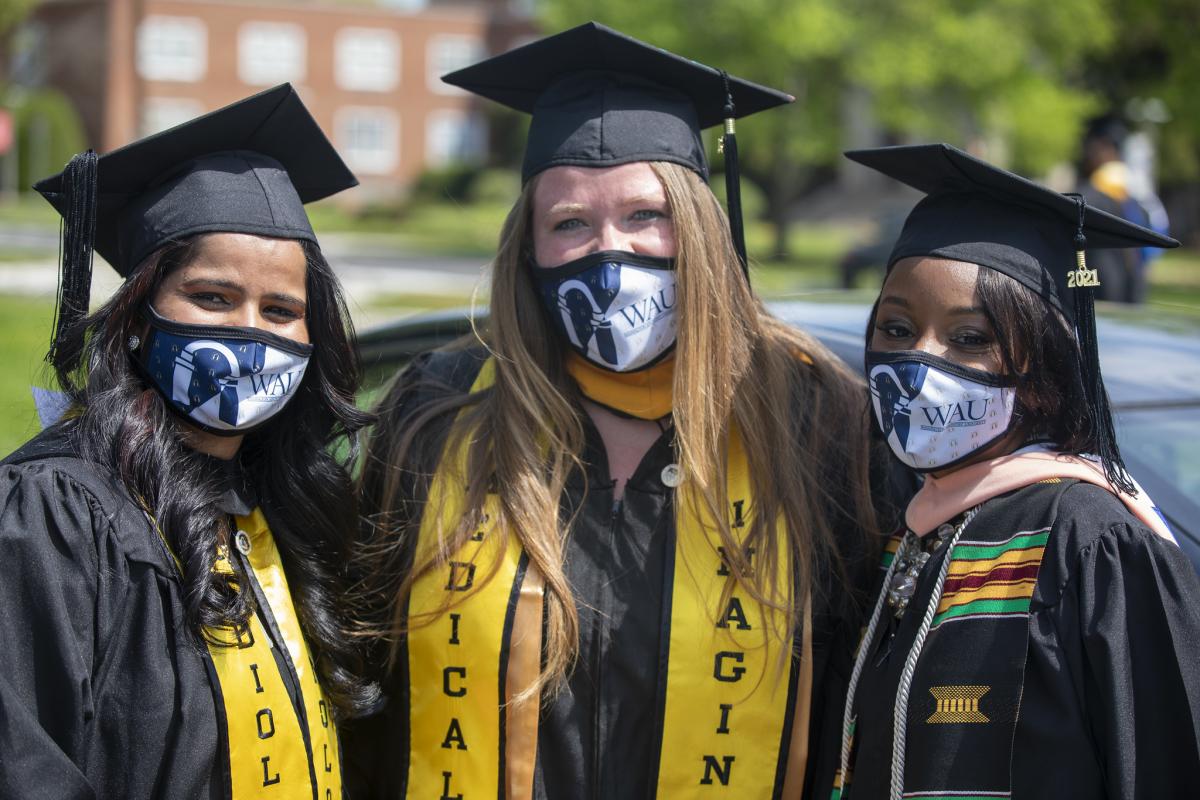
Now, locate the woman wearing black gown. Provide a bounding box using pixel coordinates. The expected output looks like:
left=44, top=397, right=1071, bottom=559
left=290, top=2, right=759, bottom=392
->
left=0, top=85, right=375, bottom=799
left=834, top=143, right=1200, bottom=799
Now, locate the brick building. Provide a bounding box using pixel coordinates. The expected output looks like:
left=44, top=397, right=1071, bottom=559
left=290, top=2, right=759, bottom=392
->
left=12, top=0, right=536, bottom=197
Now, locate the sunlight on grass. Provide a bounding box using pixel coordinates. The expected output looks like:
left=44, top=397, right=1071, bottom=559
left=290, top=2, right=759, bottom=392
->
left=0, top=295, right=56, bottom=456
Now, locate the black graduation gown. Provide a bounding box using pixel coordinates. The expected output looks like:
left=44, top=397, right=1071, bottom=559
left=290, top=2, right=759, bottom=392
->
left=842, top=480, right=1200, bottom=799
left=0, top=432, right=225, bottom=799
left=0, top=429, right=340, bottom=800
left=344, top=348, right=892, bottom=800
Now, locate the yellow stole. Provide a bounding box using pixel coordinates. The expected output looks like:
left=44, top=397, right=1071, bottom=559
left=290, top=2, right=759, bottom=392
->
left=206, top=508, right=342, bottom=800
left=406, top=358, right=812, bottom=798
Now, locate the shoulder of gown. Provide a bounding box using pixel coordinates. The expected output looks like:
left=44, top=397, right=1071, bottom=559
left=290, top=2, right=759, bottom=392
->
left=2, top=425, right=174, bottom=569
left=0, top=427, right=194, bottom=798
left=1016, top=479, right=1200, bottom=798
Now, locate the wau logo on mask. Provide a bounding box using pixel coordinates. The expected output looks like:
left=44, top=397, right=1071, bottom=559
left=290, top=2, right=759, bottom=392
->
left=171, top=339, right=305, bottom=428
left=916, top=396, right=993, bottom=430
left=867, top=353, right=1015, bottom=471
left=145, top=331, right=308, bottom=431
left=870, top=361, right=928, bottom=452
left=540, top=257, right=678, bottom=372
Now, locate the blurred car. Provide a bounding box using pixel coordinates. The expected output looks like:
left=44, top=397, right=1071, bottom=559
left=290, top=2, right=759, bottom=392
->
left=837, top=211, right=906, bottom=289
left=358, top=296, right=1200, bottom=572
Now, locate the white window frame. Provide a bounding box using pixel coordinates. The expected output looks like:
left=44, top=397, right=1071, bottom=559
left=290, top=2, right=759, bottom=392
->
left=426, top=35, right=484, bottom=95
left=334, top=27, right=401, bottom=92
left=336, top=107, right=400, bottom=176
left=137, top=16, right=207, bottom=83
left=140, top=97, right=206, bottom=137
left=424, top=109, right=488, bottom=168
left=238, top=21, right=307, bottom=86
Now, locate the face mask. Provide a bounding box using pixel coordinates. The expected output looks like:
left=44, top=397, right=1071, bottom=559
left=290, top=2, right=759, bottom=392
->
left=133, top=305, right=312, bottom=436
left=865, top=349, right=1016, bottom=472
left=532, top=250, right=677, bottom=372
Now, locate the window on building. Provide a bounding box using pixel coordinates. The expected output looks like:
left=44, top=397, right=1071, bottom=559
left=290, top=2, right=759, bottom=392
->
left=427, top=35, right=484, bottom=94
left=377, top=0, right=429, bottom=12
left=137, top=16, right=207, bottom=83
left=507, top=0, right=538, bottom=19
left=425, top=110, right=487, bottom=168
left=337, top=107, right=399, bottom=175
left=141, top=98, right=205, bottom=136
left=335, top=28, right=400, bottom=92
left=238, top=22, right=306, bottom=86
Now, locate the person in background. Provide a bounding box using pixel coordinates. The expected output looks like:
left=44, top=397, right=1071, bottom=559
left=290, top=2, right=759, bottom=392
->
left=0, top=85, right=377, bottom=799
left=346, top=22, right=892, bottom=800
left=832, top=142, right=1200, bottom=799
left=1078, top=114, right=1170, bottom=303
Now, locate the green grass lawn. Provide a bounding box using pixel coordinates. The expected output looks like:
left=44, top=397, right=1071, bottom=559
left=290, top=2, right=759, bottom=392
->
left=307, top=198, right=510, bottom=257
left=0, top=195, right=58, bottom=227
left=0, top=295, right=57, bottom=455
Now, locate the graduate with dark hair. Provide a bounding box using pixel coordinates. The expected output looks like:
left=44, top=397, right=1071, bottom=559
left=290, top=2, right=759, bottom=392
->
left=0, top=85, right=377, bottom=799
left=834, top=143, right=1200, bottom=800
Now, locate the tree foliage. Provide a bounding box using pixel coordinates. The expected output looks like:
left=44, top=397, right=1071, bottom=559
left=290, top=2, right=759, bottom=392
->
left=541, top=0, right=1117, bottom=253
left=0, top=0, right=37, bottom=37
left=1086, top=0, right=1200, bottom=181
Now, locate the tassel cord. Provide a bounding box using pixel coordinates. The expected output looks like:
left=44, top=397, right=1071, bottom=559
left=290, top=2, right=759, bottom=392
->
left=48, top=150, right=99, bottom=393
left=719, top=71, right=749, bottom=279
left=1065, top=194, right=1135, bottom=496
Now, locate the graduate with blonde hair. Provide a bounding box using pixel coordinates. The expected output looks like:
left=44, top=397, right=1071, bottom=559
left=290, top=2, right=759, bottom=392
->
left=348, top=22, right=891, bottom=800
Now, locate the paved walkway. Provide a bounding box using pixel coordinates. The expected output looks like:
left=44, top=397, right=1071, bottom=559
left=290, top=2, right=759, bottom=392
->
left=0, top=231, right=490, bottom=328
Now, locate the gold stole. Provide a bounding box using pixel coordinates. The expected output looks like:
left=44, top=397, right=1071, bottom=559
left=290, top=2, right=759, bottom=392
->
left=407, top=358, right=811, bottom=798
left=206, top=508, right=342, bottom=800
left=656, top=426, right=812, bottom=796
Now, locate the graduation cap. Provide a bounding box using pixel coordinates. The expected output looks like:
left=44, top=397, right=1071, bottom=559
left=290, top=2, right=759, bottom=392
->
left=443, top=21, right=793, bottom=273
left=33, top=83, right=356, bottom=378
left=845, top=142, right=1179, bottom=494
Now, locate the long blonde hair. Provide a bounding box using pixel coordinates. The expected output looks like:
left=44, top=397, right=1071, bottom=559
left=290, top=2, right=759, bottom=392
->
left=356, top=162, right=879, bottom=696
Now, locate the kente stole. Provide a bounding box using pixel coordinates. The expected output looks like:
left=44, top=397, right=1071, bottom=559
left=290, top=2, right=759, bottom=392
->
left=206, top=509, right=342, bottom=800
left=406, top=358, right=812, bottom=799
left=834, top=483, right=1077, bottom=799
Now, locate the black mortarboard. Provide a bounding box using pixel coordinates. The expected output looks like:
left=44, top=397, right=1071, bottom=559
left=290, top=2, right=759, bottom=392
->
left=843, top=143, right=1176, bottom=319
left=33, top=83, right=356, bottom=382
left=443, top=21, right=793, bottom=272
left=845, top=142, right=1178, bottom=494
left=35, top=83, right=355, bottom=277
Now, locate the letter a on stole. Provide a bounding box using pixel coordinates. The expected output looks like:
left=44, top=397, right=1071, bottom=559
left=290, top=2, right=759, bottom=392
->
left=407, top=359, right=532, bottom=798
left=655, top=428, right=799, bottom=795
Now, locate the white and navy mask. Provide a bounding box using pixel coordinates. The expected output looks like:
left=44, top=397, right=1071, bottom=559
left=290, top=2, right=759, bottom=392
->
left=135, top=306, right=312, bottom=436
left=532, top=250, right=677, bottom=372
left=866, top=350, right=1016, bottom=472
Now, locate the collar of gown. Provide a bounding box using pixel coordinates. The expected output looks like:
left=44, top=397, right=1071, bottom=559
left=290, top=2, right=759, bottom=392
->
left=906, top=443, right=1175, bottom=544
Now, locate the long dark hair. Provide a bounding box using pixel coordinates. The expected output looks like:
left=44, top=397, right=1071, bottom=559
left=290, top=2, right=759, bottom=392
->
left=48, top=234, right=378, bottom=718
left=973, top=267, right=1131, bottom=490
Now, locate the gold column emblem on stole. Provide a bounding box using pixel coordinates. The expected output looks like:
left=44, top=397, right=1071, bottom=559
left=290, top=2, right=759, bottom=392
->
left=926, top=685, right=990, bottom=724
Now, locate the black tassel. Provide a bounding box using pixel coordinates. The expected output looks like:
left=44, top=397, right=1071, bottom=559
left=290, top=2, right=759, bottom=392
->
left=1067, top=194, right=1135, bottom=496
left=48, top=150, right=99, bottom=376
left=719, top=71, right=749, bottom=279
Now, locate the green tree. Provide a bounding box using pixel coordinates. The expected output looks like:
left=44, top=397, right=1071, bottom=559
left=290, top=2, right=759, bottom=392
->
left=541, top=0, right=1114, bottom=257
left=0, top=0, right=37, bottom=37
left=1086, top=0, right=1200, bottom=182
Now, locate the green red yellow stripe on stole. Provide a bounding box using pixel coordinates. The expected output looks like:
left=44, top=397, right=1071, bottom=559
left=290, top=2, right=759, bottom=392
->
left=932, top=529, right=1049, bottom=627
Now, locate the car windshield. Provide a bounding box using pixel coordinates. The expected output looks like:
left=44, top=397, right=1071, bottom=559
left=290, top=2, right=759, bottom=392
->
left=1118, top=407, right=1200, bottom=499
left=1116, top=405, right=1200, bottom=556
